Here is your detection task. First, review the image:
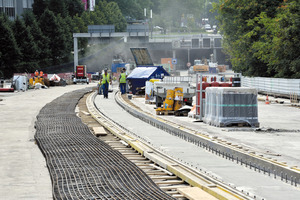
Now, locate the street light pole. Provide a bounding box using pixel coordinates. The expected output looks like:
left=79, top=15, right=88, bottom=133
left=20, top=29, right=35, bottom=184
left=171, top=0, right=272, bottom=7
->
left=150, top=9, right=153, bottom=39
left=144, top=8, right=147, bottom=42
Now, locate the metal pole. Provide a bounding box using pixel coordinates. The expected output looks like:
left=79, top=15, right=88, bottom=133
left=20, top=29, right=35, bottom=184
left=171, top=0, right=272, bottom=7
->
left=150, top=9, right=153, bottom=39
left=144, top=8, right=147, bottom=42
left=196, top=74, right=199, bottom=118
left=200, top=74, right=203, bottom=121
left=188, top=48, right=190, bottom=63
left=172, top=50, right=176, bottom=71
left=213, top=48, right=217, bottom=63
left=74, top=37, right=78, bottom=72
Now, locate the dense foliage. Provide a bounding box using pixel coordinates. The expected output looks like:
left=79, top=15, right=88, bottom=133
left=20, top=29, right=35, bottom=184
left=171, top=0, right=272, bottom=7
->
left=0, top=15, right=21, bottom=78
left=0, top=0, right=126, bottom=78
left=214, top=0, right=300, bottom=78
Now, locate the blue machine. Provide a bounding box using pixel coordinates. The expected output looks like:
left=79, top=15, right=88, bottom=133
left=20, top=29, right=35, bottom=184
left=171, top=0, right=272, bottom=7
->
left=127, top=66, right=169, bottom=94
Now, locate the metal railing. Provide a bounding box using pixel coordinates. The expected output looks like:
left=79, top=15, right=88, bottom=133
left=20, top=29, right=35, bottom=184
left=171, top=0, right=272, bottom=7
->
left=242, top=76, right=300, bottom=97
left=163, top=76, right=192, bottom=83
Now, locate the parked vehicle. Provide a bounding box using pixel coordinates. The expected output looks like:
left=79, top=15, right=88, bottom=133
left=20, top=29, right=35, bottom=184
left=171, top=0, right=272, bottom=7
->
left=73, top=65, right=89, bottom=84
left=204, top=24, right=211, bottom=30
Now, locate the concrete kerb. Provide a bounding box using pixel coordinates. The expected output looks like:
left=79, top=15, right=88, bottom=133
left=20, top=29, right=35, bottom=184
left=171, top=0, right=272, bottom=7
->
left=115, top=92, right=300, bottom=186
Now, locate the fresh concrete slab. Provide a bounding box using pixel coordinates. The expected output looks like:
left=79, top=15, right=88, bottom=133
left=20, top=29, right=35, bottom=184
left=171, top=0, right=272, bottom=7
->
left=132, top=96, right=300, bottom=168
left=0, top=84, right=94, bottom=199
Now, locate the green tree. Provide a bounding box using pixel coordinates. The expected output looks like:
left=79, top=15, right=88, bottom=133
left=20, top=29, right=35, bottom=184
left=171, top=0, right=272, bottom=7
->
left=48, top=0, right=68, bottom=18
left=32, top=0, right=49, bottom=18
left=251, top=1, right=300, bottom=78
left=57, top=15, right=73, bottom=62
left=97, top=1, right=126, bottom=31
left=72, top=14, right=88, bottom=56
left=22, top=11, right=50, bottom=67
left=106, top=0, right=143, bottom=19
left=214, top=0, right=283, bottom=77
left=0, top=15, right=21, bottom=78
left=39, top=9, right=68, bottom=65
left=72, top=14, right=87, bottom=33
left=66, top=0, right=84, bottom=17
left=13, top=17, right=40, bottom=72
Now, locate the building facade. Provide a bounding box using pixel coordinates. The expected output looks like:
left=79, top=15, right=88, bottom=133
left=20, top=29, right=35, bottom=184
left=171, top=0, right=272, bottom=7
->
left=0, top=0, right=34, bottom=20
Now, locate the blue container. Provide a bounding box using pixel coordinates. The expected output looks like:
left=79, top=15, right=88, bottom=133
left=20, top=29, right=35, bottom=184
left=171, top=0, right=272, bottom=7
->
left=127, top=66, right=169, bottom=94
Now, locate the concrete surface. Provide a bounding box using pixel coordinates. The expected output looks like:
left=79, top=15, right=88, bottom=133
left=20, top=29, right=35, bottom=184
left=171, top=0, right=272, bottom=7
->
left=132, top=97, right=300, bottom=168
left=95, top=88, right=300, bottom=200
left=0, top=84, right=94, bottom=200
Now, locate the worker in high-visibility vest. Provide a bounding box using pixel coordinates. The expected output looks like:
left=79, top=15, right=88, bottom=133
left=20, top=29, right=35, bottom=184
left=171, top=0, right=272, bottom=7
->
left=33, top=70, right=39, bottom=84
left=34, top=70, right=39, bottom=77
left=100, top=68, right=111, bottom=98
left=119, top=68, right=127, bottom=94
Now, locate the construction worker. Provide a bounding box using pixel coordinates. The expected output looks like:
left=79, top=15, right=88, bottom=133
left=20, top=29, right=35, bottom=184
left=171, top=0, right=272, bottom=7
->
left=33, top=70, right=39, bottom=83
left=119, top=68, right=127, bottom=94
left=34, top=70, right=39, bottom=77
left=100, top=68, right=111, bottom=98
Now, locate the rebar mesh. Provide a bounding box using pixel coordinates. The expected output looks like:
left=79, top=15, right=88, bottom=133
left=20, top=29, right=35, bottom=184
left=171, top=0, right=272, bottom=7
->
left=35, top=89, right=174, bottom=200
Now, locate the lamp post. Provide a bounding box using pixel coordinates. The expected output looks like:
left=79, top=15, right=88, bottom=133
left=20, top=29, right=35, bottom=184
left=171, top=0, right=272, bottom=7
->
left=144, top=8, right=152, bottom=40
left=144, top=8, right=147, bottom=42
left=150, top=9, right=153, bottom=39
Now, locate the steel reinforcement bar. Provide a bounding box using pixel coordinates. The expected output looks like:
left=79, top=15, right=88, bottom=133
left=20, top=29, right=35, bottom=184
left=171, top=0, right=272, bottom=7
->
left=34, top=89, right=175, bottom=200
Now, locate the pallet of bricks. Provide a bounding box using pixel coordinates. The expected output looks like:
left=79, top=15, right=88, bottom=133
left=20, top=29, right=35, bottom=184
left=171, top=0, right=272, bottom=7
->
left=203, top=87, right=259, bottom=127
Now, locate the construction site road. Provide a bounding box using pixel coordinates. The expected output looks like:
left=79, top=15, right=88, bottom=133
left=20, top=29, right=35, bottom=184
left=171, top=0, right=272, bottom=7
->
left=94, top=88, right=300, bottom=200
left=0, top=84, right=94, bottom=200
left=133, top=94, right=300, bottom=169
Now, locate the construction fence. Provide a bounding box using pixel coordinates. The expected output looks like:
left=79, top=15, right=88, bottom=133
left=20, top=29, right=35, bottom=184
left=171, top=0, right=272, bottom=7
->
left=241, top=76, right=300, bottom=98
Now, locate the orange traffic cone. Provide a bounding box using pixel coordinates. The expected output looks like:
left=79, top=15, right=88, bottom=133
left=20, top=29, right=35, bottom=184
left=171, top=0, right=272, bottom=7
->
left=265, top=94, right=270, bottom=104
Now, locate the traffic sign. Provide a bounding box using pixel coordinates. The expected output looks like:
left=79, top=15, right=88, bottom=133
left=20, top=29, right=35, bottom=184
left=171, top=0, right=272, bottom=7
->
left=187, top=62, right=191, bottom=67
left=172, top=58, right=177, bottom=65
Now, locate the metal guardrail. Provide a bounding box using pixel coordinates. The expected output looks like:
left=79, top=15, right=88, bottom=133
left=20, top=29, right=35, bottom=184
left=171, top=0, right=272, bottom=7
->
left=88, top=25, right=115, bottom=33
left=163, top=76, right=192, bottom=83
left=242, top=77, right=300, bottom=97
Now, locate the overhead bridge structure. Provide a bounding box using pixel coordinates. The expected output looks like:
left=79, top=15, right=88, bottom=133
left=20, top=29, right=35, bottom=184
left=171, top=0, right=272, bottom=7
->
left=73, top=25, right=223, bottom=71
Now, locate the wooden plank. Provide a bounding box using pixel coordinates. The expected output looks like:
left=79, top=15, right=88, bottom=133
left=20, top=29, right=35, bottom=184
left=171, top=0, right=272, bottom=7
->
left=177, top=187, right=218, bottom=200
left=150, top=176, right=178, bottom=180
left=81, top=111, right=91, bottom=116
left=155, top=180, right=184, bottom=185
left=92, top=127, right=107, bottom=136
left=160, top=185, right=189, bottom=190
